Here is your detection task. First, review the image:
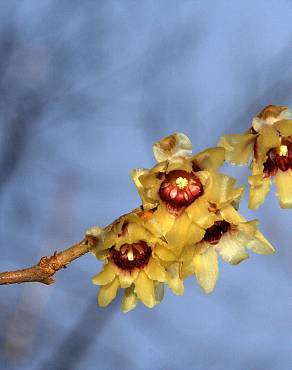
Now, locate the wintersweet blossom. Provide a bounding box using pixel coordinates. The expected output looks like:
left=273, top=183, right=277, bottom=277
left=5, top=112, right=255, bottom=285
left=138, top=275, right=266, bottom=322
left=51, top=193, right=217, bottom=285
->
left=180, top=203, right=275, bottom=293
left=219, top=105, right=292, bottom=209
left=88, top=209, right=183, bottom=312
left=88, top=131, right=276, bottom=311
left=132, top=133, right=243, bottom=257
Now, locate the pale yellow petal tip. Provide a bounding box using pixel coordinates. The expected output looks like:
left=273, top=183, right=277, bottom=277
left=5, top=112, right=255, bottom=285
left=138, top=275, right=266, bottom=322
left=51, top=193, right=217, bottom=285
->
left=86, top=226, right=102, bottom=238
left=275, top=170, right=292, bottom=208
left=218, top=133, right=255, bottom=166
left=153, top=132, right=192, bottom=162
left=200, top=284, right=216, bottom=294
left=252, top=105, right=291, bottom=132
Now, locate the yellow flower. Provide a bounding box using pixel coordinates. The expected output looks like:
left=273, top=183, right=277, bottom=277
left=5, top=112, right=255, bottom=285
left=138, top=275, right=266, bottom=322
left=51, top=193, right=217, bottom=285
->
left=132, top=133, right=244, bottom=256
left=88, top=209, right=181, bottom=312
left=219, top=105, right=292, bottom=209
left=180, top=203, right=275, bottom=293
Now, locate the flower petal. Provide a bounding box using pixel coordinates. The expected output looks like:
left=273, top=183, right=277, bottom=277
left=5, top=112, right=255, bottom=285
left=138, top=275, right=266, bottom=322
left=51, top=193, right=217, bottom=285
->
left=219, top=203, right=246, bottom=223
left=92, top=262, right=117, bottom=285
left=216, top=233, right=249, bottom=265
left=166, top=156, right=193, bottom=173
left=247, top=230, right=275, bottom=255
left=193, top=247, right=218, bottom=294
left=134, top=271, right=156, bottom=308
left=255, top=126, right=280, bottom=166
left=144, top=257, right=167, bottom=282
left=97, top=277, right=120, bottom=307
left=192, top=147, right=225, bottom=170
left=252, top=105, right=291, bottom=131
left=145, top=203, right=176, bottom=237
left=274, top=169, right=292, bottom=208
left=154, top=282, right=165, bottom=303
left=206, top=171, right=244, bottom=207
left=122, top=285, right=138, bottom=313
left=218, top=132, right=255, bottom=165
left=273, top=119, right=292, bottom=137
left=131, top=168, right=157, bottom=210
left=186, top=197, right=216, bottom=229
left=166, top=263, right=184, bottom=295
left=153, top=133, right=192, bottom=162
left=164, top=212, right=195, bottom=254
left=118, top=269, right=139, bottom=288
left=154, top=244, right=177, bottom=262
left=248, top=175, right=271, bottom=210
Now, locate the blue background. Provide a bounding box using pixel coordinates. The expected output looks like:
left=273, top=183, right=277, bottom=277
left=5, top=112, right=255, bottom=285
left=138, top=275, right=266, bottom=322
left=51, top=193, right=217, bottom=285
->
left=1, top=1, right=292, bottom=369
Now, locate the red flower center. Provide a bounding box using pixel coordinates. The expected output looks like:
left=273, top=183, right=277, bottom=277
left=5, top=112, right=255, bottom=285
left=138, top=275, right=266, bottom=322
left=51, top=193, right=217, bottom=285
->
left=110, top=241, right=152, bottom=271
left=203, top=221, right=230, bottom=245
left=159, top=170, right=203, bottom=209
left=263, top=141, right=292, bottom=178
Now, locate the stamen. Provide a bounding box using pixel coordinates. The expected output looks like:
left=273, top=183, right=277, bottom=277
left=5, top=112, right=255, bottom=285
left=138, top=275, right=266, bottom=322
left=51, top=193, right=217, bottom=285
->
left=279, top=145, right=288, bottom=156
left=127, top=247, right=134, bottom=261
left=175, top=177, right=189, bottom=189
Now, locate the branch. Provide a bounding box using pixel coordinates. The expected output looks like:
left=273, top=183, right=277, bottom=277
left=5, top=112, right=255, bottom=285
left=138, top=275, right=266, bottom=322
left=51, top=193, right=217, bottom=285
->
left=0, top=235, right=97, bottom=285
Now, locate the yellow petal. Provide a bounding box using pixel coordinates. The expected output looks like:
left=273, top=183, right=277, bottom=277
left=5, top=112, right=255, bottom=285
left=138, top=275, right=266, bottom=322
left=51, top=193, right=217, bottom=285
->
left=218, top=132, right=255, bottom=165
left=118, top=269, right=139, bottom=288
left=193, top=247, right=218, bottom=294
left=144, top=257, right=167, bottom=282
left=273, top=119, right=292, bottom=137
left=252, top=105, right=291, bottom=131
left=255, top=126, right=280, bottom=167
left=131, top=168, right=156, bottom=210
left=154, top=244, right=177, bottom=262
left=126, top=222, right=150, bottom=244
left=247, top=230, right=275, bottom=254
left=153, top=132, right=192, bottom=162
left=206, top=171, right=244, bottom=207
left=219, top=203, right=246, bottom=223
left=166, top=263, right=184, bottom=295
left=92, top=262, right=117, bottom=285
left=154, top=282, right=165, bottom=303
left=166, top=156, right=193, bottom=173
left=97, top=277, right=120, bottom=307
left=248, top=175, right=271, bottom=210
left=86, top=225, right=102, bottom=238
left=180, top=259, right=196, bottom=279
left=192, top=147, right=225, bottom=170
left=164, top=212, right=193, bottom=254
left=121, top=285, right=138, bottom=313
left=146, top=203, right=176, bottom=237
left=186, top=197, right=216, bottom=229
left=216, top=233, right=249, bottom=265
left=274, top=169, right=292, bottom=208
left=134, top=271, right=156, bottom=308
left=92, top=248, right=110, bottom=260
left=184, top=221, right=206, bottom=247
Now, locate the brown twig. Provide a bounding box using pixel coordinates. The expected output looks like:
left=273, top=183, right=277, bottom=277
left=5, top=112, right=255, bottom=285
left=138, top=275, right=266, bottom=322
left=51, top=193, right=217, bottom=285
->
left=0, top=235, right=97, bottom=285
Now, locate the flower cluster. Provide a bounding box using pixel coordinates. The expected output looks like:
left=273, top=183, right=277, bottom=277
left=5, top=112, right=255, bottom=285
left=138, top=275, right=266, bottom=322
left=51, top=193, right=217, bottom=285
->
left=219, top=105, right=292, bottom=209
left=88, top=132, right=275, bottom=311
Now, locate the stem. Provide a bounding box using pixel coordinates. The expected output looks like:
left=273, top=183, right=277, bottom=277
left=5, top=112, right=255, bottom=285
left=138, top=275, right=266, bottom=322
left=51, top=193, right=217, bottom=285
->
left=0, top=235, right=97, bottom=285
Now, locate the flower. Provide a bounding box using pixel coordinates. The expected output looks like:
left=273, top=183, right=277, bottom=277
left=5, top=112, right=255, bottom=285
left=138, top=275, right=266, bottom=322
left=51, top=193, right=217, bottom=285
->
left=88, top=209, right=182, bottom=312
left=132, top=133, right=244, bottom=256
left=219, top=105, right=292, bottom=209
left=180, top=203, right=275, bottom=293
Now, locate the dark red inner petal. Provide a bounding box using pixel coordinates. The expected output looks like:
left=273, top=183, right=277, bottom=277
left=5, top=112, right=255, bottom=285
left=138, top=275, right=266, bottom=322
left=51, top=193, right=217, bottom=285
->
left=110, top=241, right=152, bottom=271
left=159, top=170, right=203, bottom=209
left=203, top=220, right=230, bottom=245
left=263, top=141, right=292, bottom=178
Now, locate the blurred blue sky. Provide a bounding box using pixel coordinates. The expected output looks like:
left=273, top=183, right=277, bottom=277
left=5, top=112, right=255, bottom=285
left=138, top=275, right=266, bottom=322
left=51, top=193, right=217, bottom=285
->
left=1, top=1, right=292, bottom=370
